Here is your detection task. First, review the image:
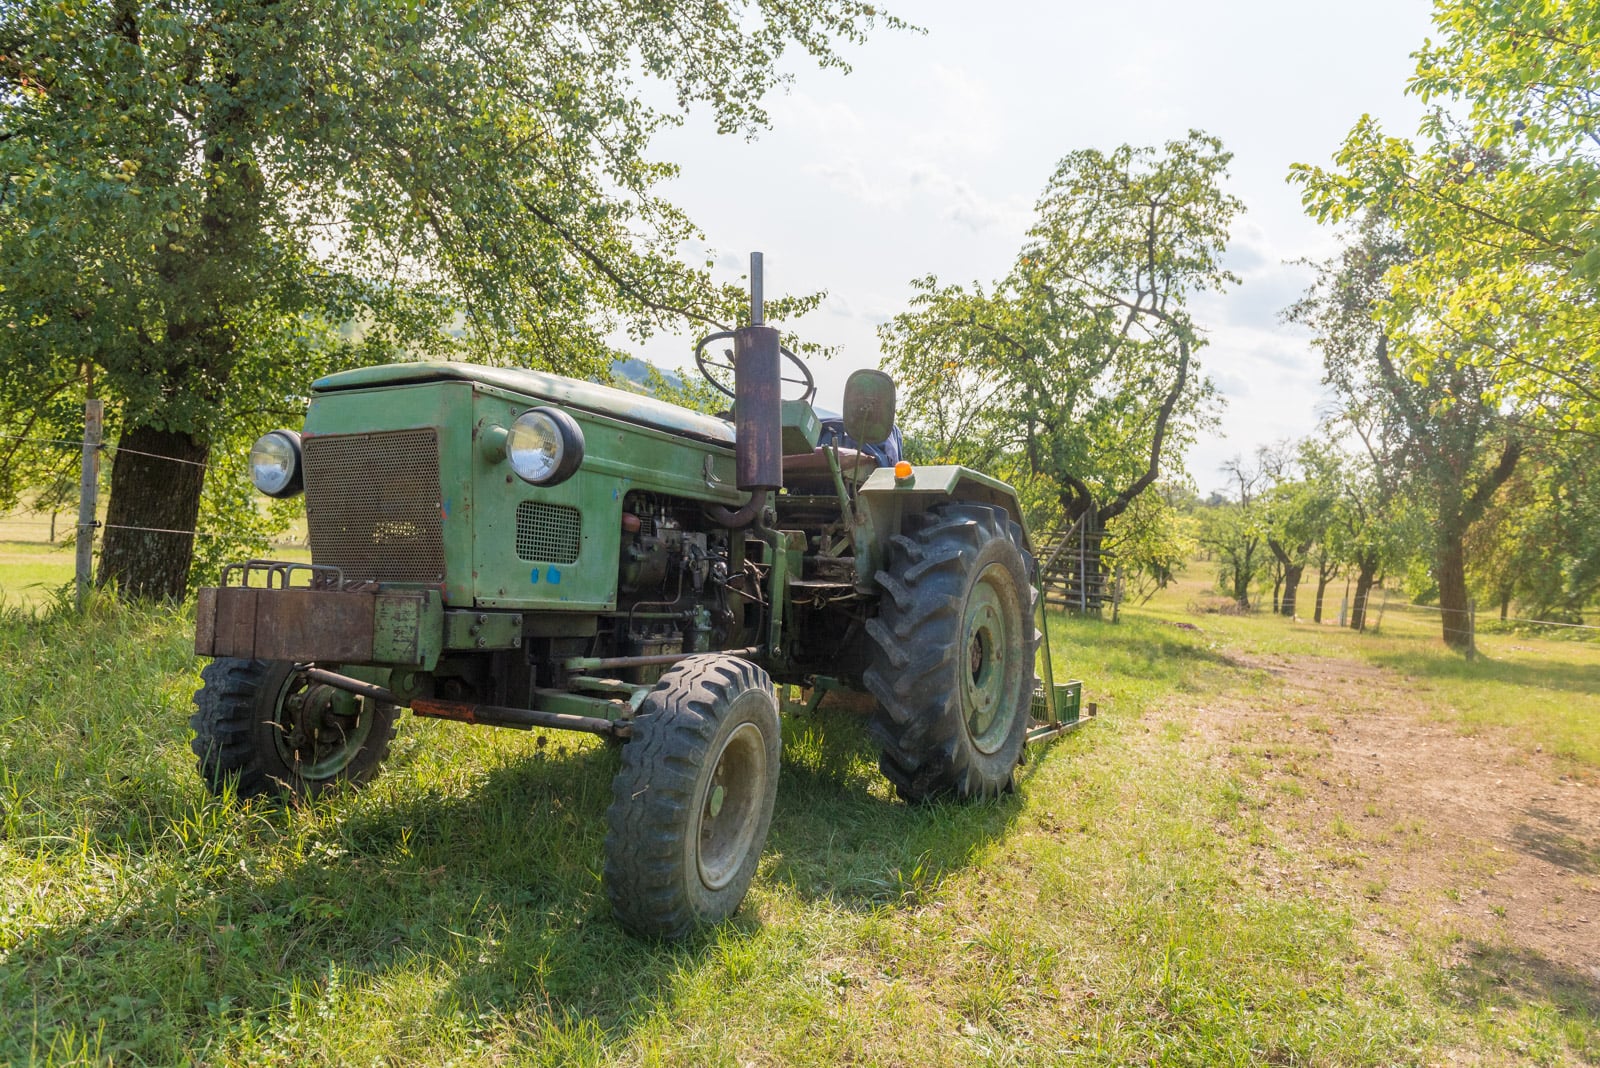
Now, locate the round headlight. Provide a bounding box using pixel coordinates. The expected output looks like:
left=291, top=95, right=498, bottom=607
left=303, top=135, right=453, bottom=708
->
left=507, top=407, right=584, bottom=486
left=249, top=430, right=304, bottom=498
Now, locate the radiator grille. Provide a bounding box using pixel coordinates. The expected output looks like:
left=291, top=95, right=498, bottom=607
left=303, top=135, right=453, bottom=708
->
left=303, top=429, right=446, bottom=583
left=516, top=501, right=582, bottom=563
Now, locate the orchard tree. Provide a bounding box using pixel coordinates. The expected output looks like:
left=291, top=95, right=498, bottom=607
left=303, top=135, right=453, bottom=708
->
left=1291, top=0, right=1600, bottom=433
left=880, top=131, right=1239, bottom=537
left=0, top=0, right=900, bottom=600
left=1290, top=214, right=1520, bottom=648
left=1465, top=436, right=1600, bottom=621
left=1199, top=454, right=1269, bottom=610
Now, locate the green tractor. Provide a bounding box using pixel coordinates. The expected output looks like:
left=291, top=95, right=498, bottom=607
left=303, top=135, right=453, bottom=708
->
left=191, top=254, right=1083, bottom=938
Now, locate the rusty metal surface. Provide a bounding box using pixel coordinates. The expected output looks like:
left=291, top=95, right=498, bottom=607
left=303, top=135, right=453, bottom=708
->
left=734, top=325, right=782, bottom=491
left=195, top=587, right=374, bottom=662
left=411, top=696, right=626, bottom=738
left=194, top=587, right=219, bottom=656
left=302, top=428, right=446, bottom=584
left=254, top=589, right=377, bottom=662
left=303, top=667, right=398, bottom=704
left=196, top=587, right=261, bottom=659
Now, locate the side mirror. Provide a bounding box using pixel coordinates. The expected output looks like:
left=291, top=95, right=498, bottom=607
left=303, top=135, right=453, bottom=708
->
left=842, top=369, right=897, bottom=446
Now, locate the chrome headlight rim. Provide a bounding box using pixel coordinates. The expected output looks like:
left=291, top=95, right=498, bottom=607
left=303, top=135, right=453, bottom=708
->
left=507, top=406, right=585, bottom=486
left=250, top=429, right=304, bottom=499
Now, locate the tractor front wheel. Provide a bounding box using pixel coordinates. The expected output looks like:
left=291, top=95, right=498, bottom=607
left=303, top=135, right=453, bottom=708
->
left=190, top=658, right=398, bottom=800
left=604, top=654, right=781, bottom=939
left=864, top=502, right=1038, bottom=801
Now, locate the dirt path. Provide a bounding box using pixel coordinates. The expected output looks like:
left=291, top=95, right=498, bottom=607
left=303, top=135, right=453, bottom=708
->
left=1184, top=649, right=1600, bottom=1003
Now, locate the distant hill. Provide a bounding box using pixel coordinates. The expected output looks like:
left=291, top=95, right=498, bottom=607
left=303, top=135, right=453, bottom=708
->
left=610, top=356, right=685, bottom=391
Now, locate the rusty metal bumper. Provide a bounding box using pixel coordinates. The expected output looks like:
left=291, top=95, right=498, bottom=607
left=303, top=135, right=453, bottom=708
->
left=195, top=561, right=443, bottom=668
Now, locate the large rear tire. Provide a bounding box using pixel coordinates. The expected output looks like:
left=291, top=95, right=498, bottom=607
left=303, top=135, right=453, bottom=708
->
left=190, top=658, right=398, bottom=800
left=864, top=503, right=1038, bottom=801
left=604, top=654, right=781, bottom=939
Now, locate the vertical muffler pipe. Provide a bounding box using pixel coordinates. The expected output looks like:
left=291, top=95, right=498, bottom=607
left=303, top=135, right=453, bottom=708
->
left=734, top=323, right=781, bottom=490
left=712, top=252, right=781, bottom=528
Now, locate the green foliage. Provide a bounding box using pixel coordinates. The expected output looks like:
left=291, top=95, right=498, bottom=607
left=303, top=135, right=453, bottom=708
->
left=1290, top=0, right=1600, bottom=432
left=0, top=0, right=898, bottom=596
left=879, top=131, right=1238, bottom=529
left=1288, top=212, right=1522, bottom=643
left=1105, top=485, right=1196, bottom=605
left=1465, top=435, right=1600, bottom=621
left=1195, top=456, right=1269, bottom=608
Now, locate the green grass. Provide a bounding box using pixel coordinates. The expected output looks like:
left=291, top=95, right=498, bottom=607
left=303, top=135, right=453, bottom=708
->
left=0, top=539, right=76, bottom=611
left=0, top=569, right=1596, bottom=1064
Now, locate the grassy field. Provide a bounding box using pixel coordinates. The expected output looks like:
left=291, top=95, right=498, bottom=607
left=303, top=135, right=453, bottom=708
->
left=1, top=547, right=1597, bottom=1065
left=0, top=509, right=77, bottom=610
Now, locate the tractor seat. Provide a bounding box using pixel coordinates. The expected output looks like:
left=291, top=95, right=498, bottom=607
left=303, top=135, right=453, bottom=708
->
left=782, top=447, right=879, bottom=493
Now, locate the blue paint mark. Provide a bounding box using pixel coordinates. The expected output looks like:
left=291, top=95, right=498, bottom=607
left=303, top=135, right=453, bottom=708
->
left=546, top=567, right=562, bottom=585
left=612, top=488, right=619, bottom=500
left=441, top=499, right=450, bottom=519
left=529, top=568, right=540, bottom=584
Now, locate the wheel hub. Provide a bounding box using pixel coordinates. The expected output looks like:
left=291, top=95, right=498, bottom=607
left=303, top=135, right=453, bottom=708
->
left=275, top=677, right=374, bottom=781
left=695, top=721, right=767, bottom=891
left=960, top=566, right=1017, bottom=755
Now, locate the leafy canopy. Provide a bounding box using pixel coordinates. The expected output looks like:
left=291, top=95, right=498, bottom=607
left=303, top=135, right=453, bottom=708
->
left=0, top=0, right=901, bottom=593
left=1290, top=0, right=1600, bottom=431
left=879, top=131, right=1240, bottom=531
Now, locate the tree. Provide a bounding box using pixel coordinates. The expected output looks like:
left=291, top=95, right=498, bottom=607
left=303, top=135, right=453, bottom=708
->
left=1465, top=436, right=1600, bottom=622
left=1291, top=0, right=1600, bottom=433
left=1289, top=214, right=1521, bottom=649
left=1103, top=484, right=1197, bottom=607
left=1199, top=455, right=1268, bottom=610
left=1296, top=440, right=1350, bottom=624
left=1262, top=481, right=1329, bottom=620
left=880, top=131, right=1239, bottom=539
left=0, top=0, right=900, bottom=599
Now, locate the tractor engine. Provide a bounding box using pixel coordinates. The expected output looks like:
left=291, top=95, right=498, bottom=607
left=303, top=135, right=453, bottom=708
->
left=608, top=492, right=737, bottom=680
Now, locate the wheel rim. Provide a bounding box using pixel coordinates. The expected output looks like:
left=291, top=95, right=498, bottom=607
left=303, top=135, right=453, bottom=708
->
left=270, top=672, right=376, bottom=782
left=960, top=564, right=1021, bottom=755
left=693, top=720, right=768, bottom=891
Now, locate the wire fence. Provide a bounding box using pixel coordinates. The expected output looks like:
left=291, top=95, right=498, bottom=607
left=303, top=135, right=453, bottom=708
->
left=1359, top=591, right=1600, bottom=666
left=0, top=430, right=214, bottom=469
left=0, top=429, right=221, bottom=562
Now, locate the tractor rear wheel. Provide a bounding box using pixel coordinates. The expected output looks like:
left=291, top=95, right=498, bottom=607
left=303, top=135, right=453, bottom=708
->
left=864, top=502, right=1037, bottom=801
left=190, top=658, right=398, bottom=800
left=604, top=654, right=781, bottom=939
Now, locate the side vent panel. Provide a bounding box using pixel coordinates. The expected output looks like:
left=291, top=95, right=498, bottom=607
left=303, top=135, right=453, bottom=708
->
left=515, top=501, right=582, bottom=563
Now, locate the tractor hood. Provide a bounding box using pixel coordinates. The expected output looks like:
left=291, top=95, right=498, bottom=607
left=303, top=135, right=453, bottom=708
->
left=312, top=361, right=736, bottom=447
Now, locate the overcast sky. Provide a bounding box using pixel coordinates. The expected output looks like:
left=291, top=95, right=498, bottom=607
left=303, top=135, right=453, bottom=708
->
left=632, top=0, right=1437, bottom=495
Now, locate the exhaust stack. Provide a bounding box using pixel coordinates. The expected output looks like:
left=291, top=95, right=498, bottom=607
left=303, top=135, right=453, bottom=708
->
left=733, top=252, right=782, bottom=493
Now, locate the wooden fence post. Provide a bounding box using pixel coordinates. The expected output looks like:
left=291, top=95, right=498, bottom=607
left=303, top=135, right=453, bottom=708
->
left=75, top=398, right=103, bottom=610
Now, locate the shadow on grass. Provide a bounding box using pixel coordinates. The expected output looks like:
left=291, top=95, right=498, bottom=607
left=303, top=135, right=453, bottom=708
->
left=0, top=704, right=1023, bottom=1062
left=1369, top=647, right=1600, bottom=697
left=1511, top=807, right=1599, bottom=875
left=1439, top=942, right=1600, bottom=1024
left=1050, top=611, right=1240, bottom=691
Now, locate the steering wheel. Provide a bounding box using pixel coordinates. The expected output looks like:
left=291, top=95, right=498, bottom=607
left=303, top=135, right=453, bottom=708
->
left=694, top=330, right=817, bottom=404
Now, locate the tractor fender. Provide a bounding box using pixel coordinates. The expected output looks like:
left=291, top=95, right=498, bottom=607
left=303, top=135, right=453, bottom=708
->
left=850, top=464, right=1032, bottom=591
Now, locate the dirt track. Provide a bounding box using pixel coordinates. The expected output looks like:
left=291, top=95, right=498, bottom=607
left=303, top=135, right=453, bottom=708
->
left=1185, top=650, right=1600, bottom=1006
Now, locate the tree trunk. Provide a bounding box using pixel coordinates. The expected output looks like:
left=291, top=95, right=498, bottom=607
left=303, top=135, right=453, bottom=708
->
left=1314, top=571, right=1330, bottom=624
left=1499, top=589, right=1510, bottom=621
left=1281, top=564, right=1305, bottom=618
left=1436, top=532, right=1471, bottom=652
left=97, top=424, right=209, bottom=601
left=1350, top=560, right=1378, bottom=632
left=1271, top=577, right=1282, bottom=614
